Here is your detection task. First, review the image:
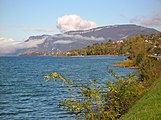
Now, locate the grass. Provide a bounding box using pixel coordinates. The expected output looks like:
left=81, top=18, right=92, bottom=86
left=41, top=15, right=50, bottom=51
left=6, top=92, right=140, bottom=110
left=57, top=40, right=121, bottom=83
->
left=113, top=59, right=137, bottom=68
left=120, top=77, right=161, bottom=120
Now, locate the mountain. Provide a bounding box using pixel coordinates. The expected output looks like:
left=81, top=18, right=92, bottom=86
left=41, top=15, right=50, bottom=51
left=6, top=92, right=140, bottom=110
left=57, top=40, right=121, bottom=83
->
left=3, top=24, right=160, bottom=55
left=65, top=24, right=159, bottom=40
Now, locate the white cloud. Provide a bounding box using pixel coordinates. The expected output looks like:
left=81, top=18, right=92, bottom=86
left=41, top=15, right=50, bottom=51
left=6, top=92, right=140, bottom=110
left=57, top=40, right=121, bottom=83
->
left=74, top=35, right=104, bottom=41
left=59, top=34, right=104, bottom=41
left=57, top=14, right=97, bottom=32
left=130, top=13, right=161, bottom=27
left=0, top=37, right=46, bottom=55
left=0, top=37, right=21, bottom=47
left=17, top=38, right=45, bottom=48
left=0, top=37, right=22, bottom=54
left=54, top=40, right=73, bottom=44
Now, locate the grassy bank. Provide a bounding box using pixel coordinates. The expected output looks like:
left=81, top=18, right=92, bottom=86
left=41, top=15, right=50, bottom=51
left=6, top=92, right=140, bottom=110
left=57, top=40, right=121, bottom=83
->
left=113, top=59, right=137, bottom=68
left=120, top=77, right=161, bottom=120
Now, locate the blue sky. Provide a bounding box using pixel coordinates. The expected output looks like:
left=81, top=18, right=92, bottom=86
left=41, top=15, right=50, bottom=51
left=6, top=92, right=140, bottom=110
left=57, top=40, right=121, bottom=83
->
left=0, top=0, right=161, bottom=41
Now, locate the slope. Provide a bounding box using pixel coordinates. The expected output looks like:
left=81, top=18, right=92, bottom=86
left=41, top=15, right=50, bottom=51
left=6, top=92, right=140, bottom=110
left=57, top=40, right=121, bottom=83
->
left=121, top=77, right=161, bottom=120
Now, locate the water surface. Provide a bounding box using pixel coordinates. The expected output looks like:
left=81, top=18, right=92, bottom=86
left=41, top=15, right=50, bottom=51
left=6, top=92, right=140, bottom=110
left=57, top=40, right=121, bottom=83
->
left=0, top=56, right=135, bottom=120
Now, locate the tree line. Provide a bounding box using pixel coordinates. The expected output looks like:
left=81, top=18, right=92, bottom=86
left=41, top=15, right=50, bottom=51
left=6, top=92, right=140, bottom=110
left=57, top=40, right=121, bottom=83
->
left=68, top=33, right=161, bottom=57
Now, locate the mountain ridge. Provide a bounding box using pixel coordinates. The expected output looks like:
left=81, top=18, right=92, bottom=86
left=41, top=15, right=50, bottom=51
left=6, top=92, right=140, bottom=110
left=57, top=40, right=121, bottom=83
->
left=65, top=24, right=159, bottom=40
left=0, top=24, right=159, bottom=56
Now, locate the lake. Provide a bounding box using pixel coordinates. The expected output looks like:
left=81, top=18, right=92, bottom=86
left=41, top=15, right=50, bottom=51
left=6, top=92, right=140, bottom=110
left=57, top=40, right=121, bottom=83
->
left=0, top=56, right=135, bottom=120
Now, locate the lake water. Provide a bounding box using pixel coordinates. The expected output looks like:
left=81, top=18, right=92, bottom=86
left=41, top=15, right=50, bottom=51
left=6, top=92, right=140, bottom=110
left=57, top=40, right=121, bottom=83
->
left=0, top=56, right=135, bottom=120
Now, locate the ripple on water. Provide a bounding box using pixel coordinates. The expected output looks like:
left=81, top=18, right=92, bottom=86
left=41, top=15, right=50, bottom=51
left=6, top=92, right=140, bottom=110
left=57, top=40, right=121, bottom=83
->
left=0, top=56, right=135, bottom=120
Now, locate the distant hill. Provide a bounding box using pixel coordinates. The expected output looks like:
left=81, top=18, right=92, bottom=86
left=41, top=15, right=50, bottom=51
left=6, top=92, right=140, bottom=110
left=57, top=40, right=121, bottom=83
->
left=68, top=33, right=161, bottom=56
left=65, top=24, right=159, bottom=41
left=11, top=24, right=161, bottom=55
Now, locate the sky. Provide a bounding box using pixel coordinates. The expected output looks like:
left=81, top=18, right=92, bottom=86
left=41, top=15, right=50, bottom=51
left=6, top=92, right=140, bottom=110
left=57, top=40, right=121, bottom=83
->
left=0, top=0, right=161, bottom=41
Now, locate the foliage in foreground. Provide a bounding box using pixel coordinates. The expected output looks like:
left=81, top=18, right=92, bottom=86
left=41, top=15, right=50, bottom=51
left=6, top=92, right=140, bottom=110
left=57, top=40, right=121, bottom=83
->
left=45, top=71, right=145, bottom=120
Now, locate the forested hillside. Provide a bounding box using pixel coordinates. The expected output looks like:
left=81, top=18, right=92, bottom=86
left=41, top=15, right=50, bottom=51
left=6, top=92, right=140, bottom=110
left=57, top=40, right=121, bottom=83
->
left=68, top=33, right=161, bottom=56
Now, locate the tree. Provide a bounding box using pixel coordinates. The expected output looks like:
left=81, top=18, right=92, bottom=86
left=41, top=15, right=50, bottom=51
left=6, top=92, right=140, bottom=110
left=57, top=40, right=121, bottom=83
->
left=127, top=35, right=150, bottom=66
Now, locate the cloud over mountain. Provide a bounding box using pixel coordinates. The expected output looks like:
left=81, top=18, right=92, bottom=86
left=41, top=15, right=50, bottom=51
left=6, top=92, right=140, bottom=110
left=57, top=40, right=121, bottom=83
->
left=130, top=13, right=161, bottom=28
left=0, top=37, right=46, bottom=55
left=0, top=37, right=21, bottom=47
left=57, top=14, right=97, bottom=32
left=0, top=37, right=21, bottom=54
left=53, top=40, right=73, bottom=44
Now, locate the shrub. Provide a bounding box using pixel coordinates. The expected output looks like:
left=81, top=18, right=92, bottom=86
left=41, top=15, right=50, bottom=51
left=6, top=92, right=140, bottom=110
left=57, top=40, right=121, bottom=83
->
left=44, top=71, right=144, bottom=120
left=139, top=57, right=161, bottom=86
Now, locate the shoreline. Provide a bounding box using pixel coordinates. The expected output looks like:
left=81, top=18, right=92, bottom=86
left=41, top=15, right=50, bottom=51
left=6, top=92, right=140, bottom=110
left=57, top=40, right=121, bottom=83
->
left=112, top=59, right=138, bottom=68
left=19, top=54, right=123, bottom=57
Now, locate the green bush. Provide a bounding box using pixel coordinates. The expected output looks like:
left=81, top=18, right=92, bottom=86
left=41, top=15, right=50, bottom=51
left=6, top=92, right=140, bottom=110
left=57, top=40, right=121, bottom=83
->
left=45, top=70, right=144, bottom=120
left=139, top=57, right=161, bottom=86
